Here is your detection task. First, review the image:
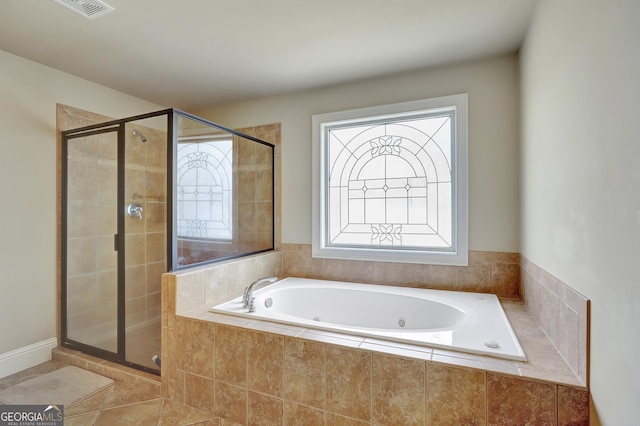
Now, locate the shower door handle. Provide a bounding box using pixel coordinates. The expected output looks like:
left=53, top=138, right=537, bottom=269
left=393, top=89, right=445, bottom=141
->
left=114, top=234, right=119, bottom=252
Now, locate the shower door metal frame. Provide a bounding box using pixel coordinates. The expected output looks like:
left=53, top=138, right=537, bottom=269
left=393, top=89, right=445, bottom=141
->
left=170, top=109, right=276, bottom=270
left=61, top=109, right=172, bottom=375
left=61, top=107, right=276, bottom=374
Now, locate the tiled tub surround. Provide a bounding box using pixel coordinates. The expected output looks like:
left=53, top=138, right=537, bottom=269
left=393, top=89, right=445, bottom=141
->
left=210, top=277, right=528, bottom=361
left=161, top=250, right=589, bottom=425
left=282, top=244, right=589, bottom=385
left=281, top=244, right=522, bottom=299
left=521, top=256, right=589, bottom=386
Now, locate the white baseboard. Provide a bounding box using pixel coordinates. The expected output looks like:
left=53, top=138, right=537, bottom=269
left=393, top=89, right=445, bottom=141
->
left=0, top=338, right=58, bottom=379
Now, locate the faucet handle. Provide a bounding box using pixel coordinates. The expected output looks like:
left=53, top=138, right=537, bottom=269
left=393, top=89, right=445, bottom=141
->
left=248, top=297, right=256, bottom=313
left=127, top=203, right=144, bottom=220
left=242, top=287, right=249, bottom=307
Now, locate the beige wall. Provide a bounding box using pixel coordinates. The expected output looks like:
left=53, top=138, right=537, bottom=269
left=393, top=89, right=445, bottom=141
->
left=0, top=49, right=162, bottom=356
left=195, top=54, right=521, bottom=253
left=520, top=0, right=640, bottom=424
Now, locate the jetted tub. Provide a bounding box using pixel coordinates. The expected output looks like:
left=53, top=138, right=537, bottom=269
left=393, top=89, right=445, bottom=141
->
left=210, top=277, right=526, bottom=361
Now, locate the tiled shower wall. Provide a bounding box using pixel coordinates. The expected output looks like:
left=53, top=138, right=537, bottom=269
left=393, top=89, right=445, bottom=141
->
left=123, top=124, right=167, bottom=329
left=57, top=104, right=166, bottom=344
left=236, top=124, right=280, bottom=253
left=177, top=123, right=280, bottom=264
left=65, top=129, right=119, bottom=345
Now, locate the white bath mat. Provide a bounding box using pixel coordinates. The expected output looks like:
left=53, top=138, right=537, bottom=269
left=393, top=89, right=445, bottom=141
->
left=0, top=366, right=114, bottom=406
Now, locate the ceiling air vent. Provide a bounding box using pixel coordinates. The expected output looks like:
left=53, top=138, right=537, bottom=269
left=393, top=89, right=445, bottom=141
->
left=51, top=0, right=114, bottom=19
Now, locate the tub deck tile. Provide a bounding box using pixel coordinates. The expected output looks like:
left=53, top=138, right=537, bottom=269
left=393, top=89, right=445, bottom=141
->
left=431, top=351, right=520, bottom=376
left=299, top=330, right=364, bottom=348
left=359, top=342, right=432, bottom=362
left=179, top=294, right=584, bottom=389
left=249, top=319, right=307, bottom=338
left=200, top=312, right=254, bottom=327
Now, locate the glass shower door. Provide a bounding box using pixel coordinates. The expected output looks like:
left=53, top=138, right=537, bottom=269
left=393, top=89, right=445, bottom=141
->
left=123, top=121, right=166, bottom=371
left=64, top=128, right=119, bottom=354
left=63, top=114, right=166, bottom=374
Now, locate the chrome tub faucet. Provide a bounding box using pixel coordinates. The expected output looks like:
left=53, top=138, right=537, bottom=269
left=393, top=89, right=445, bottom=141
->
left=242, top=276, right=278, bottom=311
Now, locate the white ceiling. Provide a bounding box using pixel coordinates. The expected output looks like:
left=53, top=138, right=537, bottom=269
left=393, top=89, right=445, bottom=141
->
left=0, top=0, right=538, bottom=111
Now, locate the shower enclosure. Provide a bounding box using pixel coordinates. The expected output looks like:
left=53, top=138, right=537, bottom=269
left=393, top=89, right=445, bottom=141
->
left=61, top=109, right=274, bottom=374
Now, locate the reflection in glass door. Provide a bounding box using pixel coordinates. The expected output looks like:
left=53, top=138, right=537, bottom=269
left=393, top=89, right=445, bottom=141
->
left=62, top=116, right=166, bottom=374
left=63, top=128, right=119, bottom=354
left=61, top=108, right=271, bottom=374
left=123, top=121, right=166, bottom=371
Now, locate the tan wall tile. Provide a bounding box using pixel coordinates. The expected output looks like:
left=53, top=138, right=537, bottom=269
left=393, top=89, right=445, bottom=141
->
left=319, top=259, right=372, bottom=283
left=176, top=270, right=205, bottom=314
left=248, top=331, right=284, bottom=397
left=185, top=373, right=215, bottom=414
left=283, top=338, right=325, bottom=409
left=177, top=317, right=215, bottom=378
left=145, top=202, right=166, bottom=233
left=458, top=257, right=492, bottom=291
left=558, top=386, right=589, bottom=425
left=283, top=401, right=323, bottom=426
left=521, top=255, right=589, bottom=385
left=326, top=345, right=372, bottom=421
left=371, top=261, right=428, bottom=287
left=161, top=325, right=176, bottom=382
left=215, top=325, right=247, bottom=386
left=146, top=231, right=166, bottom=263
left=202, top=250, right=283, bottom=307
left=280, top=245, right=520, bottom=298
left=215, top=381, right=246, bottom=425
left=256, top=201, right=274, bottom=233
left=125, top=297, right=146, bottom=327
left=255, top=169, right=273, bottom=202
left=325, top=412, right=372, bottom=426
left=487, top=373, right=556, bottom=425
left=238, top=137, right=258, bottom=166
left=248, top=391, right=283, bottom=426
left=164, top=249, right=590, bottom=425
left=281, top=244, right=324, bottom=278
left=125, top=234, right=146, bottom=267
left=67, top=237, right=98, bottom=276
left=97, top=235, right=118, bottom=271
left=146, top=170, right=166, bottom=202
left=125, top=265, right=146, bottom=299
left=425, top=364, right=486, bottom=425
left=428, top=264, right=459, bottom=288
left=219, top=420, right=242, bottom=426
left=492, top=262, right=520, bottom=298
left=238, top=170, right=256, bottom=202
left=372, top=354, right=425, bottom=426
left=175, top=370, right=185, bottom=404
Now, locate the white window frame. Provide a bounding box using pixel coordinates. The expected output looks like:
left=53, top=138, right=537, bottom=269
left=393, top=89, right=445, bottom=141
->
left=312, top=94, right=468, bottom=266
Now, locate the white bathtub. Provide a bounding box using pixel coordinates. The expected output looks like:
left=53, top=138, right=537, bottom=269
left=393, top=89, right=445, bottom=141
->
left=210, top=277, right=526, bottom=361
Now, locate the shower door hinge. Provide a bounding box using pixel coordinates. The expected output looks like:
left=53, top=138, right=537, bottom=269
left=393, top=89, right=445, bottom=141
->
left=114, top=234, right=119, bottom=251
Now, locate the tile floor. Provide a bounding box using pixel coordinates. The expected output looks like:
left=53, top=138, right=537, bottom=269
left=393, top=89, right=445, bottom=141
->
left=0, top=360, right=221, bottom=425
left=96, top=319, right=162, bottom=372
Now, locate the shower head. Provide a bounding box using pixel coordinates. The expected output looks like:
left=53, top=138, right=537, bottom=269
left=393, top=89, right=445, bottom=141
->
left=132, top=129, right=148, bottom=143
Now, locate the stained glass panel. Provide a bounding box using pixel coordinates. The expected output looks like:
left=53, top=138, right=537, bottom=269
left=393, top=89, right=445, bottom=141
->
left=327, top=114, right=453, bottom=250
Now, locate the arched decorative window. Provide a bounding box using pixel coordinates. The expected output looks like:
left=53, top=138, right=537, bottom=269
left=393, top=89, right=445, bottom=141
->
left=313, top=94, right=468, bottom=265
left=176, top=138, right=232, bottom=240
